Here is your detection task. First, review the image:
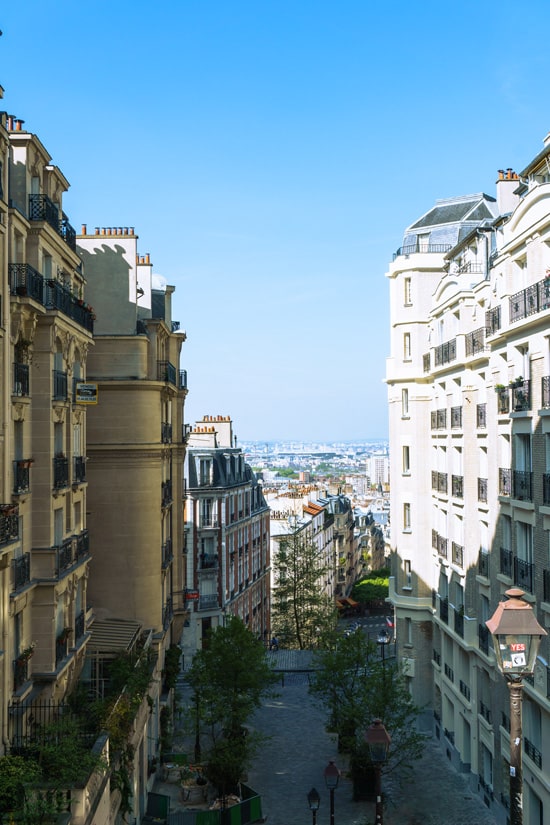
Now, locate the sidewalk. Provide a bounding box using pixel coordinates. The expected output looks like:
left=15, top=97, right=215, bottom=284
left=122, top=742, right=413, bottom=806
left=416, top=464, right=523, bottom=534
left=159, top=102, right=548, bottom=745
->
left=246, top=680, right=498, bottom=825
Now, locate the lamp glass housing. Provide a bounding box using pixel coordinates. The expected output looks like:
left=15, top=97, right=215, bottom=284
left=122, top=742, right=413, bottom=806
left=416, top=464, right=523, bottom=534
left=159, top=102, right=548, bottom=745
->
left=486, top=588, right=547, bottom=678
left=365, top=719, right=391, bottom=764
left=324, top=761, right=340, bottom=790
left=307, top=787, right=320, bottom=811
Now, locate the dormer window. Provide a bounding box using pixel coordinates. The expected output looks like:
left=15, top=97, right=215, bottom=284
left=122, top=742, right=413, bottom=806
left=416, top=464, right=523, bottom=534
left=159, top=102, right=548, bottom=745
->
left=198, top=457, right=212, bottom=486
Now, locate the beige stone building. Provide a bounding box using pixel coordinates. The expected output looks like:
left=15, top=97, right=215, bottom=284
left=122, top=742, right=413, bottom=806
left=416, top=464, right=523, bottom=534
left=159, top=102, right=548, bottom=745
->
left=387, top=139, right=550, bottom=823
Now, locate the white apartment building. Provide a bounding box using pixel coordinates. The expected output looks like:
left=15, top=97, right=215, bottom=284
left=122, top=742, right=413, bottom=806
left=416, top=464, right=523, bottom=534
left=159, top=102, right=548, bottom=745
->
left=387, top=140, right=550, bottom=823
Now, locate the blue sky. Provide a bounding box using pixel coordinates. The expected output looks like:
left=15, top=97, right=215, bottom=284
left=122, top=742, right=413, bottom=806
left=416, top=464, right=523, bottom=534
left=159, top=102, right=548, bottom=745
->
left=2, top=1, right=550, bottom=441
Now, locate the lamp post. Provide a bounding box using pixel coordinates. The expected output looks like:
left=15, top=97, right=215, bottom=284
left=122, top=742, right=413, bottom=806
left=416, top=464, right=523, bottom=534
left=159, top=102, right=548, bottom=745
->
left=323, top=760, right=340, bottom=825
left=307, top=787, right=321, bottom=825
left=486, top=588, right=547, bottom=825
left=377, top=629, right=391, bottom=666
left=365, top=719, right=391, bottom=825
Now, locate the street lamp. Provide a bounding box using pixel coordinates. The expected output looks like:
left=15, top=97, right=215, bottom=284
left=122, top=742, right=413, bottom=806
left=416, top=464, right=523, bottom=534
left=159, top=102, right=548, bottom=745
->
left=377, top=629, right=391, bottom=666
left=486, top=587, right=547, bottom=825
left=323, top=760, right=340, bottom=825
left=365, top=719, right=391, bottom=825
left=307, top=787, right=321, bottom=825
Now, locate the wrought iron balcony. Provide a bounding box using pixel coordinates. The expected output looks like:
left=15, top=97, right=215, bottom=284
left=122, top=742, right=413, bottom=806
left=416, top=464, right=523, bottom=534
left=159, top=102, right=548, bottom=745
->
left=73, top=456, right=86, bottom=484
left=451, top=475, right=463, bottom=499
left=512, top=469, right=532, bottom=501
left=28, top=195, right=76, bottom=251
left=52, top=370, right=68, bottom=401
left=510, top=274, right=550, bottom=323
left=478, top=551, right=489, bottom=578
left=499, top=467, right=511, bottom=496
left=485, top=305, right=501, bottom=336
left=476, top=403, right=487, bottom=428
left=450, top=406, right=462, bottom=428
left=478, top=623, right=490, bottom=655
left=477, top=477, right=488, bottom=503
left=479, top=700, right=492, bottom=725
left=13, top=656, right=30, bottom=691
left=440, top=597, right=449, bottom=623
left=199, top=552, right=218, bottom=571
left=454, top=608, right=464, bottom=637
left=55, top=635, right=69, bottom=666
left=9, top=262, right=44, bottom=300
left=75, top=529, right=90, bottom=560
left=434, top=339, right=456, bottom=367
left=157, top=360, right=177, bottom=385
left=393, top=242, right=452, bottom=259
left=511, top=379, right=530, bottom=411
left=75, top=609, right=86, bottom=640
left=161, top=422, right=173, bottom=443
left=12, top=552, right=30, bottom=591
left=13, top=460, right=32, bottom=494
left=179, top=370, right=187, bottom=389
left=13, top=362, right=30, bottom=396
left=431, top=471, right=448, bottom=494
left=500, top=547, right=513, bottom=577
left=423, top=353, right=431, bottom=373
left=0, top=505, right=18, bottom=548
left=452, top=542, right=464, bottom=567
left=56, top=538, right=74, bottom=574
left=514, top=557, right=533, bottom=592
left=161, top=480, right=173, bottom=507
left=162, top=538, right=173, bottom=568
left=162, top=597, right=173, bottom=629
left=543, top=376, right=550, bottom=409
left=459, top=680, right=471, bottom=701
left=198, top=593, right=219, bottom=611
left=524, top=738, right=542, bottom=769
left=431, top=408, right=447, bottom=429
left=465, top=327, right=485, bottom=356
left=496, top=386, right=510, bottom=414
left=53, top=456, right=69, bottom=489
left=444, top=662, right=454, bottom=681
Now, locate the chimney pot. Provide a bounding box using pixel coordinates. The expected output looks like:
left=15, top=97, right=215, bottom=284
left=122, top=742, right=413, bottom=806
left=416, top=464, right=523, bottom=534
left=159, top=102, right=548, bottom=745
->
left=81, top=224, right=87, bottom=235
left=15, top=119, right=24, bottom=131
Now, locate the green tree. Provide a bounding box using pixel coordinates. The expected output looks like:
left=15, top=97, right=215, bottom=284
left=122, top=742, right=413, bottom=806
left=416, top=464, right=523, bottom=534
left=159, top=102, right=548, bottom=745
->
left=352, top=568, right=390, bottom=605
left=309, top=630, right=427, bottom=787
left=271, top=529, right=338, bottom=649
left=186, top=617, right=277, bottom=795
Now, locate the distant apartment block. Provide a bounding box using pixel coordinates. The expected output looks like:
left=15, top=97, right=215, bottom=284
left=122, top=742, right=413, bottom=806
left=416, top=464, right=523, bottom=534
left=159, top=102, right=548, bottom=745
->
left=183, top=416, right=271, bottom=650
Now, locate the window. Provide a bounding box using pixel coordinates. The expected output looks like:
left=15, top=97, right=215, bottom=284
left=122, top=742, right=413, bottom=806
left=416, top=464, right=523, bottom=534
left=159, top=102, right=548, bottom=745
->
left=404, top=277, right=412, bottom=305
left=402, top=445, right=410, bottom=474
left=199, top=458, right=212, bottom=486
left=404, top=332, right=411, bottom=361
left=404, top=560, right=412, bottom=587
left=403, top=503, right=411, bottom=531
left=402, top=388, right=409, bottom=417
left=405, top=617, right=412, bottom=644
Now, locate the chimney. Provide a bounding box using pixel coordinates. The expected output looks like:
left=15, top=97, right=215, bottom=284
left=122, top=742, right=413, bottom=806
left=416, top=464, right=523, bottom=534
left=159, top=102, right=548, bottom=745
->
left=496, top=168, right=520, bottom=215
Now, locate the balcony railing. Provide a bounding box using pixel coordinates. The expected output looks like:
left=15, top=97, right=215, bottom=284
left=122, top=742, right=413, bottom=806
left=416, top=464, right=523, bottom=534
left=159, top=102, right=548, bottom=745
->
left=198, top=593, right=219, bottom=611
left=9, top=262, right=45, bottom=301
left=440, top=597, right=449, bottom=623
left=13, top=656, right=30, bottom=691
left=431, top=471, right=448, bottom=494
left=542, top=376, right=550, bottom=409
left=162, top=597, right=173, bottom=630
left=52, top=370, right=68, bottom=401
left=75, top=609, right=86, bottom=640
left=450, top=406, right=462, bottom=428
left=512, top=470, right=532, bottom=501
left=430, top=409, right=447, bottom=430
left=437, top=535, right=448, bottom=559
left=452, top=542, right=464, bottom=567
left=162, top=538, right=173, bottom=568
left=524, top=738, right=542, bottom=769
left=53, top=456, right=69, bottom=489
left=0, top=504, right=19, bottom=545
left=161, top=480, right=173, bottom=507
left=465, top=327, right=485, bottom=356
left=459, top=680, right=471, bottom=701
left=510, top=275, right=550, bottom=323
left=157, top=361, right=177, bottom=385
left=476, top=403, right=487, bottom=428
left=57, top=538, right=74, bottom=573
left=75, top=529, right=90, bottom=560
left=451, top=475, right=464, bottom=499
left=161, top=422, right=173, bottom=443
left=12, top=552, right=30, bottom=591
left=496, top=387, right=510, bottom=414
left=13, top=362, right=30, bottom=396
left=179, top=370, right=187, bottom=390
left=73, top=456, right=86, bottom=484
left=454, top=609, right=464, bottom=638
left=514, top=557, right=533, bottom=592
left=28, top=194, right=76, bottom=251
left=444, top=662, right=454, bottom=681
left=478, top=623, right=490, bottom=655
left=478, top=551, right=489, bottom=578
left=393, top=242, right=452, bottom=259
left=423, top=353, right=431, bottom=373
left=485, top=305, right=501, bottom=336
left=434, top=339, right=457, bottom=367
left=56, top=635, right=69, bottom=666
left=511, top=380, right=530, bottom=411
left=499, top=467, right=511, bottom=496
left=479, top=700, right=492, bottom=725
left=478, top=477, right=488, bottom=503
left=13, top=460, right=32, bottom=494
left=500, top=547, right=513, bottom=577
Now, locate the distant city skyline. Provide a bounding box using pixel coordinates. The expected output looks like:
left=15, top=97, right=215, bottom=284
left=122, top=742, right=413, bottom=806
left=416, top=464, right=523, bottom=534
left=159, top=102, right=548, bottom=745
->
left=2, top=2, right=550, bottom=441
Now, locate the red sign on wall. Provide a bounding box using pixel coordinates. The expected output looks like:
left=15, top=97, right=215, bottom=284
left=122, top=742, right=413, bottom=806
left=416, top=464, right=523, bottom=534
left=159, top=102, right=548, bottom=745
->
left=185, top=590, right=200, bottom=600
